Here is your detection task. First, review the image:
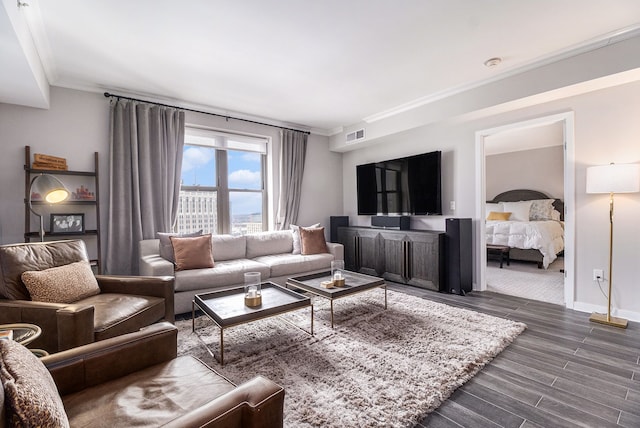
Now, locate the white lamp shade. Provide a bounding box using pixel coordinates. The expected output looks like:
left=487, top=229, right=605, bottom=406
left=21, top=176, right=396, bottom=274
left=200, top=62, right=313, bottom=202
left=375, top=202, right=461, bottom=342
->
left=586, top=163, right=640, bottom=194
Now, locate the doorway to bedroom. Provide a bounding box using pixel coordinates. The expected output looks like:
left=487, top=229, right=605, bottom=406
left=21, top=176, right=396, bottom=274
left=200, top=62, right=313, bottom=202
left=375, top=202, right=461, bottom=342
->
left=476, top=113, right=575, bottom=307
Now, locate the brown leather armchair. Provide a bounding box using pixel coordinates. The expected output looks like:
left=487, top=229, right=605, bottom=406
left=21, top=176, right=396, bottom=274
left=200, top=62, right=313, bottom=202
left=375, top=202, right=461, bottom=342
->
left=0, top=240, right=175, bottom=354
left=1, top=322, right=285, bottom=427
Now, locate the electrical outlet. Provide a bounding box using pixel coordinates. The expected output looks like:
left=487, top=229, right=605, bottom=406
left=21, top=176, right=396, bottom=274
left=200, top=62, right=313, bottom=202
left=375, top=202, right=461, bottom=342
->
left=593, top=269, right=604, bottom=281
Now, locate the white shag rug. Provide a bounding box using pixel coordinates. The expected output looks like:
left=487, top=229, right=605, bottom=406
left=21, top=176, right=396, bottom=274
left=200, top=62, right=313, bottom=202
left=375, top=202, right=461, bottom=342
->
left=177, top=289, right=526, bottom=428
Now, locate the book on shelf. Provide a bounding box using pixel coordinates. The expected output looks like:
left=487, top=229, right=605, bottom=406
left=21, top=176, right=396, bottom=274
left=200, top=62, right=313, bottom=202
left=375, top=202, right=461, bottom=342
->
left=32, top=153, right=68, bottom=170
left=31, top=161, right=69, bottom=171
left=34, top=153, right=67, bottom=165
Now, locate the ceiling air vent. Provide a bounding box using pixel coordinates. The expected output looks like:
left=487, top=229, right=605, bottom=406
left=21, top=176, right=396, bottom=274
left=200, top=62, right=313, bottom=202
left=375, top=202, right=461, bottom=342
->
left=346, top=129, right=365, bottom=143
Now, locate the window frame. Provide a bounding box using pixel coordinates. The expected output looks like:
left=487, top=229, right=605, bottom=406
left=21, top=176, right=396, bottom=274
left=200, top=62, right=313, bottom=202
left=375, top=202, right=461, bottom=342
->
left=179, top=127, right=268, bottom=235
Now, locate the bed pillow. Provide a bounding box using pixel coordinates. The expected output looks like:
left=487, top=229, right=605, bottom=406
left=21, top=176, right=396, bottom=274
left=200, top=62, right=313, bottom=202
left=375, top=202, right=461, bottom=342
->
left=21, top=261, right=100, bottom=304
left=291, top=223, right=321, bottom=255
left=487, top=211, right=512, bottom=221
left=550, top=209, right=562, bottom=221
left=486, top=202, right=503, bottom=213
left=170, top=234, right=214, bottom=271
left=529, top=199, right=555, bottom=221
left=502, top=201, right=533, bottom=222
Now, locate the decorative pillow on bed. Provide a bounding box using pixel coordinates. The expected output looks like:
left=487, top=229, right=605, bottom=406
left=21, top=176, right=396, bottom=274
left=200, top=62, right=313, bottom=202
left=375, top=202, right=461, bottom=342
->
left=529, top=199, right=556, bottom=221
left=487, top=211, right=511, bottom=221
left=550, top=209, right=562, bottom=221
left=502, top=201, right=533, bottom=222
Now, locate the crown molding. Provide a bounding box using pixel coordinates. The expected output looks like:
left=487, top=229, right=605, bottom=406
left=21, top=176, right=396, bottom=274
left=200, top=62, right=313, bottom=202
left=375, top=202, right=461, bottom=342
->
left=363, top=25, right=640, bottom=124
left=20, top=0, right=57, bottom=84
left=53, top=81, right=322, bottom=134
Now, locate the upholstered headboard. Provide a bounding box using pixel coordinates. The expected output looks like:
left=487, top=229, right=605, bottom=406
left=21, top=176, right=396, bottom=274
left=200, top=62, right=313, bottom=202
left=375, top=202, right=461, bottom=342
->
left=489, top=189, right=564, bottom=220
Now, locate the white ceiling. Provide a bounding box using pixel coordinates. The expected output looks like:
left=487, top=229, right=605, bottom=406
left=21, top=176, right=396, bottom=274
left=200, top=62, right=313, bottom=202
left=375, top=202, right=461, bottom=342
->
left=3, top=0, right=640, bottom=134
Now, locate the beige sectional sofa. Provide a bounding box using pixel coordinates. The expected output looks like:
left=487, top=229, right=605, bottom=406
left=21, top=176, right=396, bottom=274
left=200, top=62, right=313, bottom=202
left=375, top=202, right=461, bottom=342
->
left=140, top=230, right=344, bottom=314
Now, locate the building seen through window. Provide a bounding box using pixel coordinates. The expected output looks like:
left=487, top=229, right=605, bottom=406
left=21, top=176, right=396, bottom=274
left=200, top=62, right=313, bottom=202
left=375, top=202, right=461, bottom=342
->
left=176, top=128, right=267, bottom=235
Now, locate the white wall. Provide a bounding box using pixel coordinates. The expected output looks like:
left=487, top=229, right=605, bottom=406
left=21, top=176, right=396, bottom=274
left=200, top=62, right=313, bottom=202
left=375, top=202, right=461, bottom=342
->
left=0, top=86, right=341, bottom=255
left=0, top=88, right=108, bottom=249
left=485, top=146, right=564, bottom=200
left=341, top=80, right=640, bottom=321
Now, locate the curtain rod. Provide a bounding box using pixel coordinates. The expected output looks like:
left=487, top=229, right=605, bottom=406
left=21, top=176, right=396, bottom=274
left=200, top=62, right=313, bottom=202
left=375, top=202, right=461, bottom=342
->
left=103, top=92, right=310, bottom=135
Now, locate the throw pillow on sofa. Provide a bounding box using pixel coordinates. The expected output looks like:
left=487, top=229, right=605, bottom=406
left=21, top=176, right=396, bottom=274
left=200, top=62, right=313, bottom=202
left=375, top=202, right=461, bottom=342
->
left=291, top=223, right=321, bottom=254
left=0, top=339, right=70, bottom=427
left=300, top=226, right=329, bottom=255
left=21, top=260, right=100, bottom=304
left=157, top=230, right=203, bottom=263
left=170, top=234, right=215, bottom=271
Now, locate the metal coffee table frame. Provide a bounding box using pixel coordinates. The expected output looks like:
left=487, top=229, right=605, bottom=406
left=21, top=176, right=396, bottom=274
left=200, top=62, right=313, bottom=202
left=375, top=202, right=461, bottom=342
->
left=286, top=270, right=387, bottom=328
left=193, top=282, right=313, bottom=366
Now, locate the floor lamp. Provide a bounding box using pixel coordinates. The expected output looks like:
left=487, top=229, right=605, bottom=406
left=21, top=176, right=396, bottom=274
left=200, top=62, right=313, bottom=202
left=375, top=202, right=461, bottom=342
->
left=29, top=174, right=70, bottom=241
left=586, top=163, right=640, bottom=328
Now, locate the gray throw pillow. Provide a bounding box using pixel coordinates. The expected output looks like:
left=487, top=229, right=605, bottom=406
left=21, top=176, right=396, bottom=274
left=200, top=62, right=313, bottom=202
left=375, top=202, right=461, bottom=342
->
left=157, top=230, right=202, bottom=263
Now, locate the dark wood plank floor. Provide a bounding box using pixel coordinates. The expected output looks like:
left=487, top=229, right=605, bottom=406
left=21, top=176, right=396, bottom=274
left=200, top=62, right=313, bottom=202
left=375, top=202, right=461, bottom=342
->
left=385, top=283, right=640, bottom=428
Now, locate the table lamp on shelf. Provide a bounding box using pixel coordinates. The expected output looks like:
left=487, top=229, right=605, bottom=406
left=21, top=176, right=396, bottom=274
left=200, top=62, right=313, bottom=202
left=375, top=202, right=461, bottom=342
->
left=586, top=162, right=640, bottom=328
left=29, top=174, right=70, bottom=241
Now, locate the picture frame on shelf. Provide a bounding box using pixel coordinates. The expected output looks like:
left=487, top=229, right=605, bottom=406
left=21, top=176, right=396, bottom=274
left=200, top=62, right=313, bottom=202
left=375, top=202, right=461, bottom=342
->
left=50, top=213, right=85, bottom=234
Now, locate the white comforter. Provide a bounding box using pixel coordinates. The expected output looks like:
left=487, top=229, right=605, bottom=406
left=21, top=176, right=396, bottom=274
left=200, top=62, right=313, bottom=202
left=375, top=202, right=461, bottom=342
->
left=486, top=220, right=564, bottom=269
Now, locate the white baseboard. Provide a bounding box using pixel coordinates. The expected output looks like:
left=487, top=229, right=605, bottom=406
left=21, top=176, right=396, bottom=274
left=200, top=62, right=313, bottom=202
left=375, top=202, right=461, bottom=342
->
left=572, top=301, right=640, bottom=323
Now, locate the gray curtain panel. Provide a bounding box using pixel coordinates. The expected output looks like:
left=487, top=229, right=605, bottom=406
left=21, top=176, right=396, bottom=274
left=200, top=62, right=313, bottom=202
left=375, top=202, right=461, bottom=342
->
left=106, top=99, right=185, bottom=274
left=277, top=129, right=308, bottom=230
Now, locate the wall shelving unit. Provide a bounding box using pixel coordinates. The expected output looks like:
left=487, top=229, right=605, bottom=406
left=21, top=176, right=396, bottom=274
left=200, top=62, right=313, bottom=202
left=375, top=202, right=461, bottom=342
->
left=24, top=145, right=102, bottom=273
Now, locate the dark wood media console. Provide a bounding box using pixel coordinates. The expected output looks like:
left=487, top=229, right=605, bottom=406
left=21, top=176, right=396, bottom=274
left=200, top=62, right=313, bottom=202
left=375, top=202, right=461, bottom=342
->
left=336, top=226, right=444, bottom=292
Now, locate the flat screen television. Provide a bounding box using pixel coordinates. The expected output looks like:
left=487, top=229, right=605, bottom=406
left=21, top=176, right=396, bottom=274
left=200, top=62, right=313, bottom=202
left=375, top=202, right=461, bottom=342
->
left=357, top=150, right=441, bottom=215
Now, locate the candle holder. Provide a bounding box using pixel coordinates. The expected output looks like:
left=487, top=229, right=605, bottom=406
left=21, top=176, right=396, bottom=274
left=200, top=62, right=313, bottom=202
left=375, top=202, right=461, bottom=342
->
left=331, top=260, right=345, bottom=287
left=244, top=272, right=262, bottom=307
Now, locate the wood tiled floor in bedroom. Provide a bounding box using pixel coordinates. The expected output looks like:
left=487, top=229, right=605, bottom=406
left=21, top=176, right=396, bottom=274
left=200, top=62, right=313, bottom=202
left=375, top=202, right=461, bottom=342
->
left=386, top=284, right=640, bottom=428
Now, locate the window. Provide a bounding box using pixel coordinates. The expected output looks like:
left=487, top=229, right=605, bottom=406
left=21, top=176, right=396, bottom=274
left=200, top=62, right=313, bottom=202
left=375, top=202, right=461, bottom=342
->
left=176, top=128, right=267, bottom=235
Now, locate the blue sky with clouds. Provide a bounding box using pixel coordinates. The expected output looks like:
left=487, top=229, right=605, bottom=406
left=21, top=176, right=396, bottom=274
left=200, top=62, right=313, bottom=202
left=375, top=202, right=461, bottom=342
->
left=181, top=145, right=262, bottom=216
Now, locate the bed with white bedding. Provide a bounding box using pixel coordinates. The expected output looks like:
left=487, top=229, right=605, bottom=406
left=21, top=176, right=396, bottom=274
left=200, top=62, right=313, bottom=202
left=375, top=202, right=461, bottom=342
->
left=486, top=189, right=564, bottom=269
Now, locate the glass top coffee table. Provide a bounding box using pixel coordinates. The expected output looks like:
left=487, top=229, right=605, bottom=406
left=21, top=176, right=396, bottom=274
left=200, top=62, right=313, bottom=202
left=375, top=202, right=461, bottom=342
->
left=286, top=270, right=387, bottom=328
left=192, top=282, right=313, bottom=365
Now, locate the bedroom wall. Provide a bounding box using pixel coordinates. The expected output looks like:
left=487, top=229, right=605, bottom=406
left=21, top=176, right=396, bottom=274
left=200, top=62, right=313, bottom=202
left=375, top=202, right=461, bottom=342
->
left=341, top=79, right=640, bottom=322
left=485, top=146, right=564, bottom=200
left=0, top=86, right=341, bottom=266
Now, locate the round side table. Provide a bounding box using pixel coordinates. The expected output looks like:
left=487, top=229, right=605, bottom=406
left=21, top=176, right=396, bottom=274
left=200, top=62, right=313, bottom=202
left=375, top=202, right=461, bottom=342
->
left=0, top=323, right=42, bottom=345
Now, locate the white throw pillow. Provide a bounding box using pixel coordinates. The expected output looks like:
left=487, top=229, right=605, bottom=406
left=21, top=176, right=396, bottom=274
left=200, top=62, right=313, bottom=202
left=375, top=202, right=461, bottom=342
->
left=502, top=201, right=533, bottom=222
left=529, top=199, right=555, bottom=221
left=291, top=223, right=321, bottom=254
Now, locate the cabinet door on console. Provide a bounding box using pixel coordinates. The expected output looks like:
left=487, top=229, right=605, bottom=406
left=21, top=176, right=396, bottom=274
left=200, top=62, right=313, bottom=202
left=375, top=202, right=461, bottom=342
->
left=406, top=232, right=443, bottom=291
left=379, top=231, right=407, bottom=284
left=356, top=229, right=382, bottom=276
left=337, top=227, right=358, bottom=271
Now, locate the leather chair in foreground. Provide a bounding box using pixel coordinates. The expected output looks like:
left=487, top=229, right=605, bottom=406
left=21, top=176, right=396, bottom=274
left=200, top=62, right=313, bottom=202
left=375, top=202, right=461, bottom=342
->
left=0, top=240, right=174, bottom=354
left=0, top=322, right=285, bottom=427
